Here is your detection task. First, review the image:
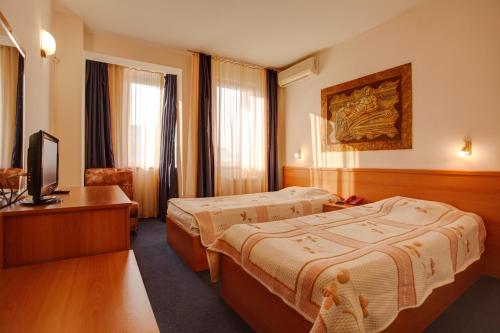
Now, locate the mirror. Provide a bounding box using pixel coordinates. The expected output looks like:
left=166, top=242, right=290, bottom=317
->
left=0, top=11, right=24, bottom=172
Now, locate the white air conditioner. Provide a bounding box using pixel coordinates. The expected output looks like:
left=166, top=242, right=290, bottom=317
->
left=278, top=56, right=318, bottom=87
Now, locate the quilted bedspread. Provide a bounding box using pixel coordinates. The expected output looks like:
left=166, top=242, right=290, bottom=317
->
left=207, top=196, right=486, bottom=333
left=168, top=187, right=339, bottom=247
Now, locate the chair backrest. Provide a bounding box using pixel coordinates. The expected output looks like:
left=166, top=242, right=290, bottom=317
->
left=84, top=168, right=134, bottom=200
left=0, top=168, right=23, bottom=190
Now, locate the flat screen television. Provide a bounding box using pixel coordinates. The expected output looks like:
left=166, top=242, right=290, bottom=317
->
left=26, top=130, right=59, bottom=204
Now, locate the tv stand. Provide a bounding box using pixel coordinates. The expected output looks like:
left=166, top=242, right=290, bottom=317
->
left=0, top=186, right=131, bottom=268
left=19, top=195, right=60, bottom=206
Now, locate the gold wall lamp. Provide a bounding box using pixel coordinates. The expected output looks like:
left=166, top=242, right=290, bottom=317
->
left=40, top=30, right=56, bottom=57
left=294, top=150, right=302, bottom=159
left=458, top=136, right=472, bottom=157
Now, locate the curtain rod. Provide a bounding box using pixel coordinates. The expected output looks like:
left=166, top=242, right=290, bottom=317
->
left=106, top=62, right=170, bottom=77
left=122, top=65, right=167, bottom=76
left=188, top=49, right=275, bottom=71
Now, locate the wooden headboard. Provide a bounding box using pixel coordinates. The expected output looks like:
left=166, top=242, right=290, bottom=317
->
left=283, top=166, right=500, bottom=278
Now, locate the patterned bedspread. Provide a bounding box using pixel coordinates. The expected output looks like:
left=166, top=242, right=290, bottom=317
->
left=168, top=187, right=339, bottom=247
left=207, top=196, right=486, bottom=333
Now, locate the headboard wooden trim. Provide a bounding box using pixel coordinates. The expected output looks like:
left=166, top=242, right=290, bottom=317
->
left=283, top=166, right=500, bottom=278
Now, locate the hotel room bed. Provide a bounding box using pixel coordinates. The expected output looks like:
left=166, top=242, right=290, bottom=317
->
left=166, top=186, right=340, bottom=271
left=207, top=196, right=487, bottom=333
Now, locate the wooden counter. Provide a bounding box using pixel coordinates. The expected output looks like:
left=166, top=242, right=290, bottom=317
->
left=0, top=251, right=159, bottom=332
left=0, top=186, right=131, bottom=268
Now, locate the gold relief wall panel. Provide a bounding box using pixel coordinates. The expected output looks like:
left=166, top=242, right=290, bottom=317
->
left=321, top=63, right=412, bottom=152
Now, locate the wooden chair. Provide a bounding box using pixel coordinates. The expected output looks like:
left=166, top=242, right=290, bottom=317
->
left=84, top=168, right=140, bottom=233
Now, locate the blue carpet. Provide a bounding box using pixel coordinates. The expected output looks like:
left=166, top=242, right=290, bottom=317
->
left=132, top=219, right=500, bottom=333
left=425, top=275, right=500, bottom=332
left=131, top=218, right=253, bottom=333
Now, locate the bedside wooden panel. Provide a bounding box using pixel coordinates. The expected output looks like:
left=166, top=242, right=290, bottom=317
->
left=284, top=166, right=500, bottom=278
left=323, top=202, right=357, bottom=212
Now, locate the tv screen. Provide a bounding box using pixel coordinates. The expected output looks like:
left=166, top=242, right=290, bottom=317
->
left=26, top=130, right=59, bottom=203
left=42, top=137, right=58, bottom=187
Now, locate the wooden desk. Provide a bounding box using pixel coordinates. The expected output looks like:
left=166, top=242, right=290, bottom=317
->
left=0, top=251, right=159, bottom=333
left=0, top=186, right=131, bottom=268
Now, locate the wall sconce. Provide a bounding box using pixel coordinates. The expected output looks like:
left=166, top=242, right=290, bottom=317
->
left=294, top=150, right=302, bottom=159
left=40, top=30, right=56, bottom=57
left=458, top=136, right=472, bottom=157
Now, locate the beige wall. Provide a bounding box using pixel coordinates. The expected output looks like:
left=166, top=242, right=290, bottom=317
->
left=52, top=11, right=84, bottom=187
left=2, top=0, right=52, bottom=158
left=84, top=30, right=192, bottom=122
left=285, top=0, right=500, bottom=171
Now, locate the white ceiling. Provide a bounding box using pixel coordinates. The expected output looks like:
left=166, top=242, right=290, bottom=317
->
left=56, top=0, right=423, bottom=68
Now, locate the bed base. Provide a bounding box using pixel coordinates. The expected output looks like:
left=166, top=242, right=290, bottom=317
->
left=166, top=218, right=208, bottom=272
left=219, top=255, right=483, bottom=333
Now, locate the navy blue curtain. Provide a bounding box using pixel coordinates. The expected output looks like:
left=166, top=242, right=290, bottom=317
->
left=196, top=53, right=214, bottom=197
left=159, top=74, right=179, bottom=220
left=11, top=54, right=24, bottom=168
left=85, top=60, right=115, bottom=168
left=267, top=69, right=279, bottom=191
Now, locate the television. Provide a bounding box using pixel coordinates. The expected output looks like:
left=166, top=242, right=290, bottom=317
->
left=26, top=130, right=59, bottom=204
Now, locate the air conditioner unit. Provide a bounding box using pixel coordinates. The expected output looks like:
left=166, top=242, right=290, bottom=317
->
left=278, top=56, right=318, bottom=87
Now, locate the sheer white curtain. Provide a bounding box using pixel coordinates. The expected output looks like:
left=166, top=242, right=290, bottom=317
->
left=177, top=53, right=198, bottom=198
left=212, top=59, right=267, bottom=196
left=113, top=67, right=164, bottom=217
left=0, top=46, right=19, bottom=167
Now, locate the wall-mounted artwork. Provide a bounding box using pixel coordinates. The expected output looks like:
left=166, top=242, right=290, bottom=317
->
left=321, top=63, right=412, bottom=152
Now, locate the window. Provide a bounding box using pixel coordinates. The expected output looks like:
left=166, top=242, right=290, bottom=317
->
left=108, top=62, right=179, bottom=218
left=125, top=69, right=163, bottom=170
left=212, top=59, right=267, bottom=195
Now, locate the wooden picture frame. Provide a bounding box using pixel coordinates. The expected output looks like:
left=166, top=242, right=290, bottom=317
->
left=321, top=63, right=412, bottom=152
